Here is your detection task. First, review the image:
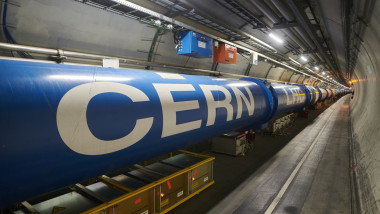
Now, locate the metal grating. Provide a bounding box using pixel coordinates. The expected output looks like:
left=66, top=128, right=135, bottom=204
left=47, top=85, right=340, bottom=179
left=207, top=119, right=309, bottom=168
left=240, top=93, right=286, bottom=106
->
left=76, top=0, right=290, bottom=62
left=76, top=0, right=154, bottom=24
left=149, top=0, right=247, bottom=41
left=147, top=0, right=288, bottom=59
left=184, top=13, right=245, bottom=41
left=215, top=0, right=269, bottom=30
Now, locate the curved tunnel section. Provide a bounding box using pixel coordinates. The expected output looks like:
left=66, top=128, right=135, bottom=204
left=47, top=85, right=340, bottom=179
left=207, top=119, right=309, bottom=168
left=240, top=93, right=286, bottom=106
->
left=306, top=86, right=320, bottom=105
left=350, top=1, right=380, bottom=212
left=319, top=87, right=328, bottom=102
left=0, top=59, right=275, bottom=207
left=0, top=58, right=349, bottom=208
left=270, top=83, right=308, bottom=116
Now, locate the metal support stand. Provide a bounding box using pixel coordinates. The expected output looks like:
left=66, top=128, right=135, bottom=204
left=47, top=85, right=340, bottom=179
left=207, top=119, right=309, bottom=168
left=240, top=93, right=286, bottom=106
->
left=211, top=62, right=219, bottom=71
left=50, top=49, right=67, bottom=63
left=146, top=27, right=164, bottom=70
left=296, top=75, right=303, bottom=83
left=21, top=201, right=38, bottom=214
left=244, top=63, right=253, bottom=76
left=287, top=72, right=296, bottom=82
left=264, top=64, right=273, bottom=79
left=278, top=70, right=286, bottom=81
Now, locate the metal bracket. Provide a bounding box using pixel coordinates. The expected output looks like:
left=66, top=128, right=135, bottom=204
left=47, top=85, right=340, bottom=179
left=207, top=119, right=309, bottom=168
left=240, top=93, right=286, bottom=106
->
left=211, top=62, right=218, bottom=71
left=356, top=16, right=368, bottom=27
left=264, top=65, right=274, bottom=79
left=21, top=201, right=39, bottom=214
left=244, top=63, right=253, bottom=76
left=272, top=20, right=298, bottom=29
left=73, top=184, right=105, bottom=203
left=302, top=49, right=318, bottom=54
left=278, top=69, right=287, bottom=81
left=50, top=49, right=67, bottom=63
left=252, top=24, right=268, bottom=30
left=99, top=175, right=133, bottom=193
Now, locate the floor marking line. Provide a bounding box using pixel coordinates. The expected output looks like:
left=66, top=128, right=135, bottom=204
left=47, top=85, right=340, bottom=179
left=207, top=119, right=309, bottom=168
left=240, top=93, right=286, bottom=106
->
left=264, top=103, right=339, bottom=214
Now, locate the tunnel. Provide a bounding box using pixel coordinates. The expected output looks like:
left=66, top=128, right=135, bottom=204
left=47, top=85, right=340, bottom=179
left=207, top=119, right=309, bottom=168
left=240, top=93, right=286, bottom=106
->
left=0, top=0, right=378, bottom=213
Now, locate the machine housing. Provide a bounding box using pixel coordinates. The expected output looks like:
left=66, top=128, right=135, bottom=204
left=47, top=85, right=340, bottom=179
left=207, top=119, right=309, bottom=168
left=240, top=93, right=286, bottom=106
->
left=176, top=31, right=212, bottom=58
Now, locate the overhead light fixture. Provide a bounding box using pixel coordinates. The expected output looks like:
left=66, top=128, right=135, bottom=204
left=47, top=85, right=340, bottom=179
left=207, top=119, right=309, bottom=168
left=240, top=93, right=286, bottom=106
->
left=269, top=33, right=284, bottom=44
left=289, top=57, right=301, bottom=65
left=154, top=20, right=161, bottom=26
left=314, top=66, right=319, bottom=71
left=300, top=56, right=308, bottom=62
left=322, top=71, right=326, bottom=75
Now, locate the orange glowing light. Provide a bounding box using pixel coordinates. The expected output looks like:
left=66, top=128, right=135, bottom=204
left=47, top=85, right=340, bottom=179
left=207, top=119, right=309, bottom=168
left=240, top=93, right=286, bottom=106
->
left=160, top=193, right=164, bottom=197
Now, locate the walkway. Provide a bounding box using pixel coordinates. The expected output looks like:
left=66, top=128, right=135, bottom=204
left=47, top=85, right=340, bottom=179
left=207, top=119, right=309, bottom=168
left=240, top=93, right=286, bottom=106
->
left=208, top=96, right=351, bottom=214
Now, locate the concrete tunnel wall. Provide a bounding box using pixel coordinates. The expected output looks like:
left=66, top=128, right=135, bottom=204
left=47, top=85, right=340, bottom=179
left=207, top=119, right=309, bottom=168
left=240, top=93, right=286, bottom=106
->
left=350, top=0, right=380, bottom=213
left=1, top=0, right=299, bottom=83
left=4, top=0, right=374, bottom=208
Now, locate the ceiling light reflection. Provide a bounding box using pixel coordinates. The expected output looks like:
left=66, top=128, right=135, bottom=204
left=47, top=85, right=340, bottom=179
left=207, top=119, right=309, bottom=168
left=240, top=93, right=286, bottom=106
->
left=48, top=75, right=131, bottom=82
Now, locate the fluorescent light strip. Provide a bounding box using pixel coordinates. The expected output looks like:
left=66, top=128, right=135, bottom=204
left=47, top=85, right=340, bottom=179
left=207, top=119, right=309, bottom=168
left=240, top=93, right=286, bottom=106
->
left=269, top=33, right=284, bottom=44
left=110, top=0, right=346, bottom=88
left=289, top=57, right=301, bottom=66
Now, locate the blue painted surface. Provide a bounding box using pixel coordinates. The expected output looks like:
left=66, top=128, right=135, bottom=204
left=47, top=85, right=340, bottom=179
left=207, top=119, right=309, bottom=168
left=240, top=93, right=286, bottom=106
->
left=336, top=89, right=341, bottom=95
left=326, top=89, right=332, bottom=98
left=0, top=59, right=271, bottom=207
left=240, top=78, right=274, bottom=124
left=270, top=84, right=308, bottom=116
left=0, top=59, right=343, bottom=207
left=176, top=31, right=212, bottom=58
left=314, top=87, right=323, bottom=103
left=306, top=86, right=319, bottom=105
left=293, top=84, right=311, bottom=107
left=319, top=87, right=328, bottom=101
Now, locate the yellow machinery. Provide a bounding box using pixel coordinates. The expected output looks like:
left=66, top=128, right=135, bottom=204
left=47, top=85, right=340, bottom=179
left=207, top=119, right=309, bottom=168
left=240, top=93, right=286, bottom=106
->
left=15, top=150, right=214, bottom=214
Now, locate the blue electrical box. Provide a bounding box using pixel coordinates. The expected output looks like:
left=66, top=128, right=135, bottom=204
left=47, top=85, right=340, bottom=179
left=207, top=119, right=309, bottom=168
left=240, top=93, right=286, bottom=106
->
left=177, top=31, right=212, bottom=58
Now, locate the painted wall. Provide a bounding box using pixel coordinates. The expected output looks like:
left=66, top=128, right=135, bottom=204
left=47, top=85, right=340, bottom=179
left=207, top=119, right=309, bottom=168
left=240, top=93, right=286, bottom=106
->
left=1, top=0, right=292, bottom=81
left=350, top=1, right=380, bottom=213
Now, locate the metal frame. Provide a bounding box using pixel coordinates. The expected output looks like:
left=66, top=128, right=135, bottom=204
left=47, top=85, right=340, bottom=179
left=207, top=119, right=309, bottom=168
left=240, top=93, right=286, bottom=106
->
left=244, top=63, right=253, bottom=76
left=287, top=72, right=296, bottom=82
left=215, top=0, right=269, bottom=30
left=0, top=0, right=345, bottom=87
left=82, top=150, right=215, bottom=214
left=73, top=0, right=339, bottom=86
left=295, top=75, right=303, bottom=83
left=286, top=0, right=339, bottom=83
left=264, top=64, right=274, bottom=79
left=0, top=44, right=287, bottom=84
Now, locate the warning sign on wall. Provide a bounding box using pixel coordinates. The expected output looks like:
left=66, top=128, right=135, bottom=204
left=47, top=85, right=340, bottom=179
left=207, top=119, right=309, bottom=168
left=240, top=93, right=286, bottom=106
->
left=250, top=52, right=258, bottom=65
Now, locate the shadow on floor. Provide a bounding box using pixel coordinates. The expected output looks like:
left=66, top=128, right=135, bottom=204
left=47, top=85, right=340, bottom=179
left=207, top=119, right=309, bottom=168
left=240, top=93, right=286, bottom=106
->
left=169, top=104, right=332, bottom=214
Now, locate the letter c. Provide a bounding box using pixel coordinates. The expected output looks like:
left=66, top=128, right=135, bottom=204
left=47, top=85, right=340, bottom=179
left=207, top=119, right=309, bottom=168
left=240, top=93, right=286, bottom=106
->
left=56, top=82, right=153, bottom=155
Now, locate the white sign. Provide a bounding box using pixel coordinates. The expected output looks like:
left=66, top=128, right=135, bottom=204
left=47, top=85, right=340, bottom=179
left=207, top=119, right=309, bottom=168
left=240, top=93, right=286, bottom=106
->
left=198, top=41, right=206, bottom=48
left=57, top=82, right=256, bottom=155
left=250, top=52, right=258, bottom=65
left=102, top=58, right=119, bottom=68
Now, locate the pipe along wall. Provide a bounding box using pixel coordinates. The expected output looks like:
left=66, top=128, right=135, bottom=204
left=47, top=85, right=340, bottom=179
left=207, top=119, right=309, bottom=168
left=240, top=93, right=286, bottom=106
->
left=0, top=59, right=348, bottom=207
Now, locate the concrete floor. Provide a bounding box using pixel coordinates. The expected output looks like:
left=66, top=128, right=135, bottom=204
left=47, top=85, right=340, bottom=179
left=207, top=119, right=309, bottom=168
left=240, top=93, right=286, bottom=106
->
left=170, top=96, right=351, bottom=214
